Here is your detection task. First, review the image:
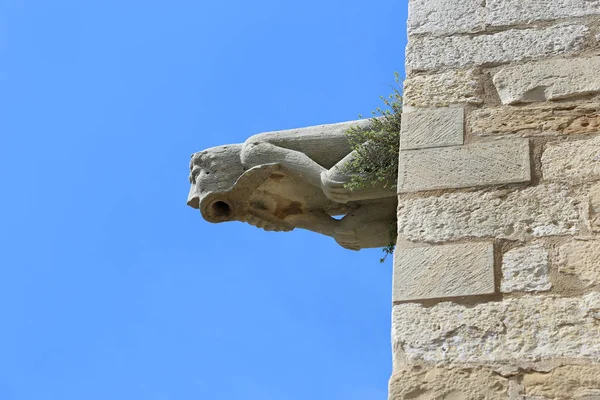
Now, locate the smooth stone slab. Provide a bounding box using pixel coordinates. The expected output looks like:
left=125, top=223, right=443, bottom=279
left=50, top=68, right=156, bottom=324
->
left=400, top=108, right=464, bottom=150
left=403, top=69, right=484, bottom=107
left=406, top=24, right=588, bottom=71
left=493, top=56, right=600, bottom=104
left=487, top=0, right=600, bottom=27
left=501, top=243, right=551, bottom=293
left=541, top=134, right=600, bottom=184
left=393, top=242, right=495, bottom=302
left=398, top=138, right=531, bottom=193
left=408, top=0, right=485, bottom=36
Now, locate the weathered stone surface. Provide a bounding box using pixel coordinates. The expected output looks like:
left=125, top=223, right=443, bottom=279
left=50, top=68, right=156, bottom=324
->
left=590, top=183, right=600, bottom=232
left=397, top=185, right=581, bottom=243
left=400, top=108, right=464, bottom=150
left=389, top=366, right=509, bottom=400
left=393, top=242, right=495, bottom=301
left=187, top=120, right=398, bottom=250
left=403, top=69, right=484, bottom=107
left=391, top=292, right=600, bottom=366
left=523, top=365, right=600, bottom=400
left=493, top=56, right=600, bottom=105
left=398, top=139, right=531, bottom=193
left=408, top=0, right=484, bottom=36
left=558, top=240, right=600, bottom=287
left=406, top=24, right=588, bottom=71
left=487, top=0, right=600, bottom=27
left=501, top=244, right=551, bottom=293
left=541, top=135, right=600, bottom=184
left=470, top=103, right=600, bottom=137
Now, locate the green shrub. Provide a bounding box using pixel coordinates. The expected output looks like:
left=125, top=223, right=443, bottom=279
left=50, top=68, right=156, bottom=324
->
left=341, top=72, right=402, bottom=191
left=342, top=73, right=402, bottom=262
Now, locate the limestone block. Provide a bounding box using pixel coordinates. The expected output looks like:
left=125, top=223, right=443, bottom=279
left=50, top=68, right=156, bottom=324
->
left=393, top=242, right=495, bottom=302
left=406, top=24, right=588, bottom=72
left=487, top=0, right=600, bottom=27
left=408, top=0, right=485, bottom=36
left=403, top=69, right=484, bottom=107
left=397, top=139, right=531, bottom=193
left=470, top=103, right=600, bottom=137
left=541, top=135, right=600, bottom=184
left=389, top=366, right=509, bottom=400
left=523, top=365, right=600, bottom=400
left=591, top=183, right=600, bottom=231
left=558, top=240, right=600, bottom=287
left=400, top=108, right=464, bottom=150
left=493, top=56, right=600, bottom=105
left=391, top=292, right=600, bottom=366
left=501, top=244, right=551, bottom=293
left=397, top=185, right=581, bottom=243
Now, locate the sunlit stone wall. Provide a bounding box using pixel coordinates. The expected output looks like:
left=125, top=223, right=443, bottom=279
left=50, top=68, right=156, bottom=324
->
left=390, top=1, right=600, bottom=398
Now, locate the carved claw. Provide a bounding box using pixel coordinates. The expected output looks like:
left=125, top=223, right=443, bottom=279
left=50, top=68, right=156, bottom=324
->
left=321, top=173, right=352, bottom=203
left=334, top=227, right=361, bottom=251
left=245, top=212, right=294, bottom=233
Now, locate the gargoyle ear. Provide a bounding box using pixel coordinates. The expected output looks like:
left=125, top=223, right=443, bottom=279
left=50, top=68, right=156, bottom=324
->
left=190, top=151, right=206, bottom=168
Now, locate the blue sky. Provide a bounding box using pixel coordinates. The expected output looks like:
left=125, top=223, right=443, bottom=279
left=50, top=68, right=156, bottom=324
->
left=0, top=1, right=407, bottom=399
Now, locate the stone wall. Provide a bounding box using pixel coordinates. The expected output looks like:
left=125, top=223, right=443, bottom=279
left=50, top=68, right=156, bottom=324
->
left=391, top=1, right=600, bottom=399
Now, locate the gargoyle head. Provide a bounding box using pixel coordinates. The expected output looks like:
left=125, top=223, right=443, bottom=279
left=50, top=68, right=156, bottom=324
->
left=187, top=144, right=245, bottom=223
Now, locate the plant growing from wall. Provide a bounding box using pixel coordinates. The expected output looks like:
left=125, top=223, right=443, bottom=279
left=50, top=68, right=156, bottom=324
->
left=341, top=73, right=402, bottom=262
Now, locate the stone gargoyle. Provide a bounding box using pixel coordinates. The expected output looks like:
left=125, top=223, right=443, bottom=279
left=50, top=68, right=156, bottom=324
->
left=187, top=120, right=397, bottom=250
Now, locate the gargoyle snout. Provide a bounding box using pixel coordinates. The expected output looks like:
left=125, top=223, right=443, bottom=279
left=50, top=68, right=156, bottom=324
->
left=187, top=185, right=200, bottom=209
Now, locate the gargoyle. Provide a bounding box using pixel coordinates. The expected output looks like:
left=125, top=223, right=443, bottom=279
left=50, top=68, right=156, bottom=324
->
left=187, top=120, right=397, bottom=250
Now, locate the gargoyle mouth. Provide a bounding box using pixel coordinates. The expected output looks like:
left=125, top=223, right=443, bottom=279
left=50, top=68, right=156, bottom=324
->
left=210, top=200, right=232, bottom=218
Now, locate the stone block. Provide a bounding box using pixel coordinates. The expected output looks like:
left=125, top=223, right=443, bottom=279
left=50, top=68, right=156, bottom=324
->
left=393, top=242, right=495, bottom=302
left=591, top=182, right=600, bottom=231
left=558, top=240, right=600, bottom=287
left=403, top=69, right=484, bottom=107
left=391, top=292, right=600, bottom=366
left=541, top=135, right=600, bottom=184
left=469, top=103, right=600, bottom=137
left=397, top=184, right=581, bottom=243
left=501, top=244, right=551, bottom=293
left=406, top=24, right=588, bottom=72
left=493, top=56, right=600, bottom=105
left=523, top=365, right=600, bottom=399
left=389, top=366, right=509, bottom=400
left=408, top=0, right=485, bottom=36
left=487, top=0, right=600, bottom=27
left=400, top=108, right=464, bottom=150
left=398, top=139, right=531, bottom=193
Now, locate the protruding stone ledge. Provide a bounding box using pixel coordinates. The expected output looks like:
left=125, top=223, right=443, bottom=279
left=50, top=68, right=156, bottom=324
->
left=397, top=138, right=531, bottom=193
left=406, top=24, right=588, bottom=72
left=400, top=108, right=464, bottom=150
left=493, top=56, right=600, bottom=105
left=541, top=135, right=600, bottom=184
left=403, top=69, right=484, bottom=107
left=393, top=242, right=495, bottom=302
